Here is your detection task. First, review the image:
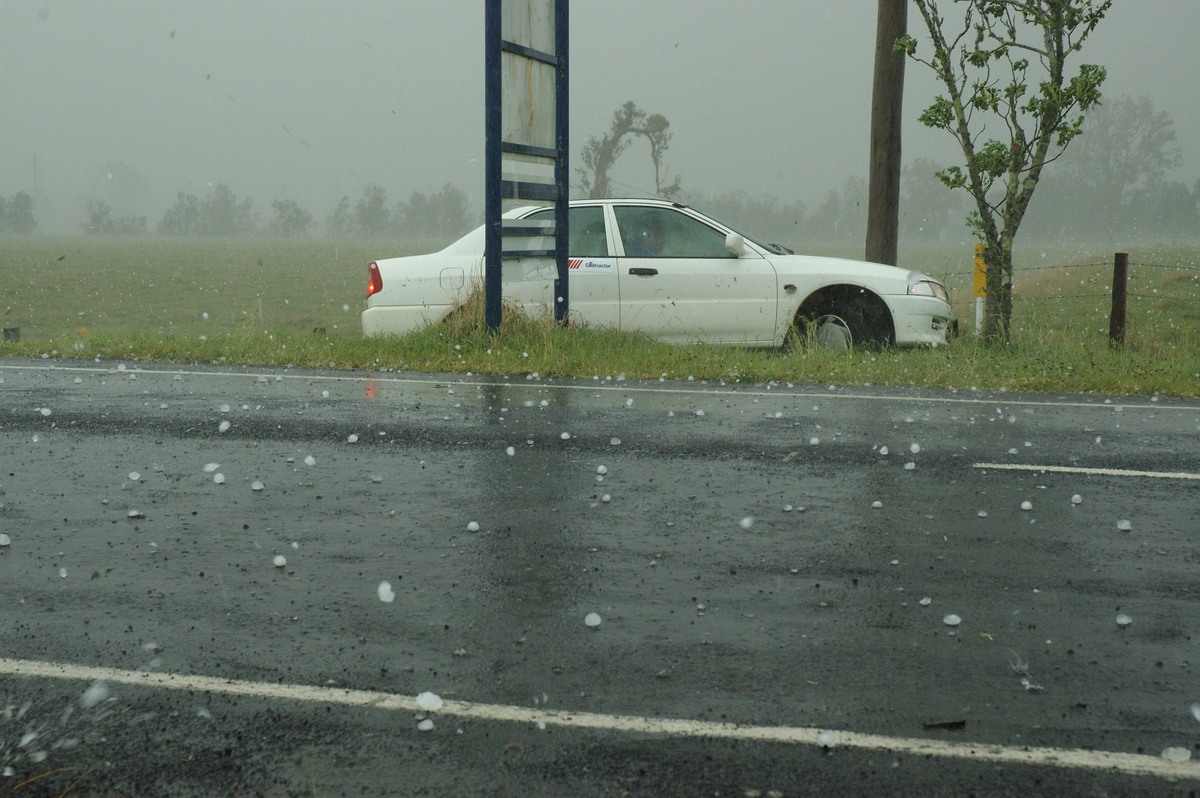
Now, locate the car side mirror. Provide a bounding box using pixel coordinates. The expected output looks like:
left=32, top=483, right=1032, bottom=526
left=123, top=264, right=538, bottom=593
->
left=725, top=232, right=746, bottom=257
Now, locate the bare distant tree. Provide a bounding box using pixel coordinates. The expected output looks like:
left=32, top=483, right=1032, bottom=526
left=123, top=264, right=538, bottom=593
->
left=577, top=101, right=681, bottom=200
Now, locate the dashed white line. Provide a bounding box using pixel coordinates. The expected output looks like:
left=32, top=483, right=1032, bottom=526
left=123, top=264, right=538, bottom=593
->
left=974, top=462, right=1200, bottom=480
left=1, top=657, right=1195, bottom=781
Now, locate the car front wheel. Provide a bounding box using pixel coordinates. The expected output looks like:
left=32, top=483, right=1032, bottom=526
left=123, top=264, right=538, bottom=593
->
left=798, top=300, right=870, bottom=351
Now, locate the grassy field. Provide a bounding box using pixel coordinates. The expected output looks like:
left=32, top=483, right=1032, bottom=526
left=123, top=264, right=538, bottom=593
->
left=0, top=236, right=423, bottom=339
left=1, top=235, right=1198, bottom=397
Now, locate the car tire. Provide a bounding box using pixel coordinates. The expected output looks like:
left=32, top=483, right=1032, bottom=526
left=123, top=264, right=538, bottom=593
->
left=799, top=300, right=871, bottom=351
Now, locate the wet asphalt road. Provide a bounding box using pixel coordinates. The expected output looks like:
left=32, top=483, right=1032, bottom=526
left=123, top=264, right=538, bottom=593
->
left=0, top=358, right=1198, bottom=797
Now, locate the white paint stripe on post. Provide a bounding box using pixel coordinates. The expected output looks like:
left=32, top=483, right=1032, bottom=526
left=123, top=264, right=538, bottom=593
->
left=974, top=462, right=1200, bottom=481
left=1, top=657, right=1196, bottom=781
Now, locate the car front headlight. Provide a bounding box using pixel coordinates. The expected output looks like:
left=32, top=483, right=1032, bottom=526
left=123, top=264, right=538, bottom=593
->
left=908, top=277, right=949, bottom=303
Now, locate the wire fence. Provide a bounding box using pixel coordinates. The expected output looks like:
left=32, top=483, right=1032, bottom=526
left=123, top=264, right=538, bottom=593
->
left=941, top=253, right=1200, bottom=342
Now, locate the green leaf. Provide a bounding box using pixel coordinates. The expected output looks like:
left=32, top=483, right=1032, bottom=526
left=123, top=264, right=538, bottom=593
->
left=935, top=166, right=966, bottom=190
left=976, top=140, right=1011, bottom=177
left=919, top=97, right=955, bottom=130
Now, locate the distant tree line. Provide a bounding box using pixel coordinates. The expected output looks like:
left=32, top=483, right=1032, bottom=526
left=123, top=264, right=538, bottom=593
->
left=325, top=183, right=473, bottom=239
left=1023, top=95, right=1199, bottom=241
left=6, top=91, right=1198, bottom=245
left=36, top=160, right=1197, bottom=246
left=157, top=184, right=258, bottom=237
left=580, top=94, right=1198, bottom=250
left=83, top=199, right=147, bottom=235
left=685, top=160, right=966, bottom=248
left=70, top=181, right=476, bottom=239
left=691, top=98, right=1200, bottom=249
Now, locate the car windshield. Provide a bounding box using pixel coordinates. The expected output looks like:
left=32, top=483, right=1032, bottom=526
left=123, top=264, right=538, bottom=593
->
left=689, top=210, right=793, bottom=255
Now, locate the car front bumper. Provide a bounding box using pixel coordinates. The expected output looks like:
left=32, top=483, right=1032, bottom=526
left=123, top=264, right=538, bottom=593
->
left=888, top=295, right=955, bottom=346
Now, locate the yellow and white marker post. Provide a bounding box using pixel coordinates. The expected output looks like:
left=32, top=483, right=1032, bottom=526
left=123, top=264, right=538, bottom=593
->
left=973, top=244, right=986, bottom=337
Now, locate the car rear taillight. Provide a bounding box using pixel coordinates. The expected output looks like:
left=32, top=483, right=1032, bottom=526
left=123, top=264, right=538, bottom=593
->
left=366, top=261, right=383, bottom=298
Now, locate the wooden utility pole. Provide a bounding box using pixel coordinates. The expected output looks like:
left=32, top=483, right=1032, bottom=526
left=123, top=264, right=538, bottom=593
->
left=866, top=0, right=906, bottom=266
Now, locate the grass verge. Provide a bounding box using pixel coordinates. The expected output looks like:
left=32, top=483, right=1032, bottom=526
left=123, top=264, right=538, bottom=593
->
left=3, top=310, right=1196, bottom=397
left=2, top=236, right=1198, bottom=397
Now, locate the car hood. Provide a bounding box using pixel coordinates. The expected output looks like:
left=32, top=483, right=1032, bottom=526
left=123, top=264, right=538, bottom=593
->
left=768, top=252, right=935, bottom=292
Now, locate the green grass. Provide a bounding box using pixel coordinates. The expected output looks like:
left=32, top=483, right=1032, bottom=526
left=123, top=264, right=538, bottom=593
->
left=2, top=235, right=1199, bottom=397
left=0, top=235, right=443, bottom=339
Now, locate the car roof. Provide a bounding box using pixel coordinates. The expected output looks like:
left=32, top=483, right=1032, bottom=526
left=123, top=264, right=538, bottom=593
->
left=508, top=197, right=689, bottom=216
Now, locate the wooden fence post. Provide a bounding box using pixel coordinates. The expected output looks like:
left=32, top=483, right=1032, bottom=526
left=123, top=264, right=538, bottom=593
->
left=1108, top=252, right=1128, bottom=348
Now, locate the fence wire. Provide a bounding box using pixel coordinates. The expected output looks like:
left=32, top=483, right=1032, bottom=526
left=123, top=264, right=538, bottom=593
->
left=948, top=254, right=1200, bottom=339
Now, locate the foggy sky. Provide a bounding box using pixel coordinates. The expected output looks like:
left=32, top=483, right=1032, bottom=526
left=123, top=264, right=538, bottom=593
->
left=3, top=0, right=1198, bottom=233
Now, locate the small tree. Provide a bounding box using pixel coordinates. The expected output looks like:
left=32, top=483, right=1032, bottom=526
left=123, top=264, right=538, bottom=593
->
left=396, top=183, right=472, bottom=239
left=577, top=101, right=681, bottom=200
left=158, top=186, right=256, bottom=236
left=201, top=184, right=257, bottom=237
left=158, top=192, right=201, bottom=235
left=429, top=183, right=473, bottom=237
left=269, top=199, right=313, bottom=237
left=0, top=191, right=38, bottom=234
left=898, top=0, right=1111, bottom=342
left=353, top=183, right=391, bottom=237
left=326, top=196, right=352, bottom=237
left=83, top=199, right=146, bottom=235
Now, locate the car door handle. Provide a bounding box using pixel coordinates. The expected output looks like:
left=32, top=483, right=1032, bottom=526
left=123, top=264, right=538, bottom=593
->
left=628, top=267, right=658, bottom=276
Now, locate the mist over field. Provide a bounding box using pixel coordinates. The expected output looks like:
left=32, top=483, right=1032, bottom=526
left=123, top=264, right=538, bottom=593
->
left=2, top=1, right=1198, bottom=248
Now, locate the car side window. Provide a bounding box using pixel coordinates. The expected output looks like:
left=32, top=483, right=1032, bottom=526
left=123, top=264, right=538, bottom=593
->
left=524, top=207, right=609, bottom=257
left=614, top=206, right=733, bottom=259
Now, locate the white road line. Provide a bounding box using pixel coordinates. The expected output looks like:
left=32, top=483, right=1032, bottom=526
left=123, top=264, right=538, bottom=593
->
left=974, top=462, right=1200, bottom=480
left=1, top=657, right=1196, bottom=781
left=5, top=362, right=1198, bottom=411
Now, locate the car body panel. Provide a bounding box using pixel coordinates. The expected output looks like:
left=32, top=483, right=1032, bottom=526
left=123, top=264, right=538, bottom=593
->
left=362, top=198, right=954, bottom=348
left=606, top=202, right=778, bottom=345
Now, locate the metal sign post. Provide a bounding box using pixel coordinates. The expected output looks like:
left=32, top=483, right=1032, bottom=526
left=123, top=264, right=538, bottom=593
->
left=484, top=0, right=569, bottom=332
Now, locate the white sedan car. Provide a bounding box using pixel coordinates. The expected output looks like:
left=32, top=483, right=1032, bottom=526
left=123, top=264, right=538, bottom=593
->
left=362, top=198, right=953, bottom=349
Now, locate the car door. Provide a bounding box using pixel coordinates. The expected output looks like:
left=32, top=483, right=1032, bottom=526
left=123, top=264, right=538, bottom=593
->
left=519, top=205, right=620, bottom=330
left=612, top=204, right=778, bottom=344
